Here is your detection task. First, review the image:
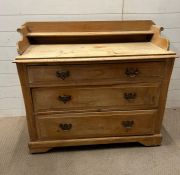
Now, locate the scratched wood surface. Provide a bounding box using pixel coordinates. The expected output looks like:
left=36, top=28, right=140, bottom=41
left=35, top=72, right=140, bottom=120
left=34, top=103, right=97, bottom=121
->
left=16, top=42, right=175, bottom=60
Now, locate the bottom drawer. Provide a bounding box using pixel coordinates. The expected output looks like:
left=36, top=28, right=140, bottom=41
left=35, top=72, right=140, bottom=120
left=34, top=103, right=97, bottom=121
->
left=36, top=110, right=156, bottom=140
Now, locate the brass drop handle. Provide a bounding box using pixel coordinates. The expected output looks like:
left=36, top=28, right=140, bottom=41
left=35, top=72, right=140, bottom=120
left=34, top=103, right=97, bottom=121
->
left=58, top=95, right=71, bottom=103
left=122, top=120, right=134, bottom=129
left=125, top=68, right=139, bottom=78
left=56, top=70, right=70, bottom=80
left=59, top=123, right=72, bottom=131
left=124, top=92, right=136, bottom=100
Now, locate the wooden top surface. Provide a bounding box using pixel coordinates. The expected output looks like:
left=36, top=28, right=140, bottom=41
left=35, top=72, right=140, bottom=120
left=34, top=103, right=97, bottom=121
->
left=16, top=42, right=175, bottom=60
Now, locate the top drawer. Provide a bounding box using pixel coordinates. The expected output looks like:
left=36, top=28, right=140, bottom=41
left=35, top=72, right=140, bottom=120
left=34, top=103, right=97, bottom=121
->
left=27, top=61, right=165, bottom=86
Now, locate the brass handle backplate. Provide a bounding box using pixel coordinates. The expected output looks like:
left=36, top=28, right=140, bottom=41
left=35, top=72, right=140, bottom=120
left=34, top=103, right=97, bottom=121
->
left=124, top=92, right=136, bottom=100
left=59, top=123, right=72, bottom=131
left=125, top=68, right=139, bottom=78
left=58, top=95, right=71, bottom=103
left=122, top=120, right=134, bottom=129
left=56, top=70, right=70, bottom=80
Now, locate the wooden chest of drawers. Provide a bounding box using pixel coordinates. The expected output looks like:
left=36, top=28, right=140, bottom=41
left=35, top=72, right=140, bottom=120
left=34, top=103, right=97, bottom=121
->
left=14, top=21, right=177, bottom=153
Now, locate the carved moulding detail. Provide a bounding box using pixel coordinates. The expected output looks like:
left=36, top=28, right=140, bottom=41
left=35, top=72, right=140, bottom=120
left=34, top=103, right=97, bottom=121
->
left=151, top=25, right=169, bottom=50
left=17, top=25, right=30, bottom=55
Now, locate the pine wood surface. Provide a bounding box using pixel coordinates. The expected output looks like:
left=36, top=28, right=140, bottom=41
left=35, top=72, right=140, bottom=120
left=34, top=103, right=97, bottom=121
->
left=27, top=61, right=165, bottom=86
left=24, top=21, right=155, bottom=32
left=16, top=42, right=175, bottom=60
left=15, top=21, right=176, bottom=153
left=27, top=31, right=154, bottom=37
left=32, top=84, right=160, bottom=113
left=29, top=134, right=162, bottom=153
left=36, top=110, right=156, bottom=140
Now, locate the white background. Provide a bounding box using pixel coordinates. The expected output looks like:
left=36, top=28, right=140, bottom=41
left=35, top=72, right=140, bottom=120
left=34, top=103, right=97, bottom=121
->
left=0, top=0, right=180, bottom=117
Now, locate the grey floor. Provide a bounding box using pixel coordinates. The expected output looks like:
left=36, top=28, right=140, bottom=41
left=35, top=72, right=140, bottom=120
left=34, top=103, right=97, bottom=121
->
left=0, top=108, right=180, bottom=175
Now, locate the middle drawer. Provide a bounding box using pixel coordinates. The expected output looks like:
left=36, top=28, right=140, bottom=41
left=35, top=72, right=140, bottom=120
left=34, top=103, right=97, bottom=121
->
left=32, top=84, right=160, bottom=113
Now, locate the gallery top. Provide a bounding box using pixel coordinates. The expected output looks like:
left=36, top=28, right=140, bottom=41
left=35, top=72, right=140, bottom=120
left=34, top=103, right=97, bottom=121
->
left=14, top=20, right=177, bottom=63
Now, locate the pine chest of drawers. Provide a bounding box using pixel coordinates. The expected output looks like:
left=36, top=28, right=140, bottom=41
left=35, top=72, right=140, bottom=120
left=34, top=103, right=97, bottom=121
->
left=14, top=21, right=177, bottom=153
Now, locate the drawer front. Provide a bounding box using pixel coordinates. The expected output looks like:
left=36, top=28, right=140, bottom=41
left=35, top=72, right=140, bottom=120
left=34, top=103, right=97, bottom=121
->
left=36, top=110, right=156, bottom=140
left=32, top=84, right=160, bottom=113
left=28, top=62, right=165, bottom=86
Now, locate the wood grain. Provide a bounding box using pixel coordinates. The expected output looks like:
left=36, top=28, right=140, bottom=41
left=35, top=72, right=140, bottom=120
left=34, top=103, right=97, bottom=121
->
left=16, top=64, right=38, bottom=141
left=32, top=83, right=160, bottom=113
left=16, top=42, right=175, bottom=60
left=15, top=21, right=176, bottom=153
left=17, top=26, right=30, bottom=55
left=25, top=21, right=155, bottom=32
left=36, top=110, right=156, bottom=140
left=27, top=61, right=165, bottom=86
left=14, top=55, right=177, bottom=64
left=29, top=134, right=162, bottom=153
